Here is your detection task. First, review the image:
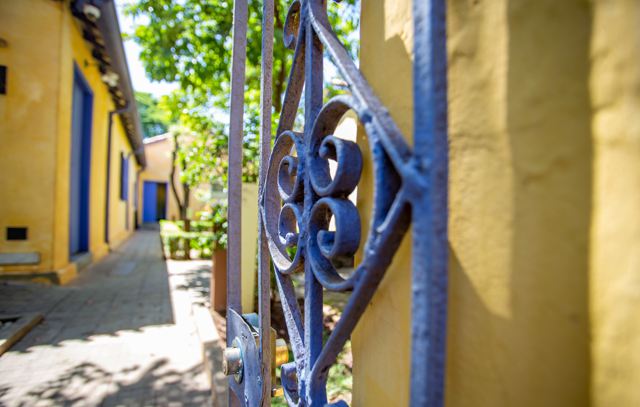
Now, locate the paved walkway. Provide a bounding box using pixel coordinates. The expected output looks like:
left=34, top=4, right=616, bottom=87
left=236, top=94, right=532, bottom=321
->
left=0, top=230, right=215, bottom=406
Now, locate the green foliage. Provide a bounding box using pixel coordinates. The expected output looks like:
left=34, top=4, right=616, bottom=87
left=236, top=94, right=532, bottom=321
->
left=271, top=342, right=353, bottom=406
left=206, top=201, right=228, bottom=249
left=135, top=91, right=171, bottom=138
left=172, top=126, right=226, bottom=190
left=326, top=340, right=353, bottom=404
left=125, top=0, right=360, bottom=189
left=160, top=203, right=227, bottom=258
left=125, top=0, right=359, bottom=110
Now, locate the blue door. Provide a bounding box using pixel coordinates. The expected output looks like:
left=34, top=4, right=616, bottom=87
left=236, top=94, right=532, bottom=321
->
left=69, top=66, right=93, bottom=256
left=142, top=181, right=157, bottom=223
left=142, top=181, right=167, bottom=223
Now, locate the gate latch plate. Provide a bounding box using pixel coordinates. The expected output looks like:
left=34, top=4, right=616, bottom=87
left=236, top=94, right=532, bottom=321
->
left=226, top=309, right=263, bottom=406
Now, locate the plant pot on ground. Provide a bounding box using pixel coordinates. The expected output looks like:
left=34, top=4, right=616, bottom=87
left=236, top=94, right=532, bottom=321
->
left=211, top=248, right=227, bottom=313
left=209, top=202, right=228, bottom=312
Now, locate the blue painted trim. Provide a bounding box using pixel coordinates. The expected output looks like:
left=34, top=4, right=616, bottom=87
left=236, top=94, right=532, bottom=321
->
left=142, top=181, right=157, bottom=223
left=141, top=181, right=168, bottom=222
left=411, top=0, right=449, bottom=406
left=70, top=63, right=93, bottom=257
left=120, top=153, right=129, bottom=201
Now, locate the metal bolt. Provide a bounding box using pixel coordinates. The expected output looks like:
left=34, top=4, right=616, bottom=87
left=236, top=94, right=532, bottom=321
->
left=223, top=338, right=244, bottom=382
left=223, top=347, right=242, bottom=375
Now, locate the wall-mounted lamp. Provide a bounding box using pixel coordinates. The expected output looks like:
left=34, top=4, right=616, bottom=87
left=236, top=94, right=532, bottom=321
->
left=83, top=4, right=101, bottom=22
left=101, top=71, right=119, bottom=87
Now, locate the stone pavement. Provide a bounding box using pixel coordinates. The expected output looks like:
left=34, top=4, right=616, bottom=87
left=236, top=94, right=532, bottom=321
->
left=0, top=230, right=217, bottom=407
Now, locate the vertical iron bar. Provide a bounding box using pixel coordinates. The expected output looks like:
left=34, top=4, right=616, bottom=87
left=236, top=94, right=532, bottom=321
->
left=303, top=1, right=326, bottom=403
left=227, top=0, right=248, bottom=315
left=411, top=0, right=449, bottom=406
left=228, top=0, right=248, bottom=405
left=258, top=0, right=274, bottom=404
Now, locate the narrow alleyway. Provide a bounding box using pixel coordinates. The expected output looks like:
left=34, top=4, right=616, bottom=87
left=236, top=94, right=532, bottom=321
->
left=0, top=230, right=213, bottom=406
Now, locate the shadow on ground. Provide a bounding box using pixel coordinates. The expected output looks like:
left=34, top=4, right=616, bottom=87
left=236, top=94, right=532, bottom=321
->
left=172, top=261, right=211, bottom=310
left=0, top=231, right=175, bottom=353
left=0, top=231, right=214, bottom=406
left=16, top=359, right=209, bottom=407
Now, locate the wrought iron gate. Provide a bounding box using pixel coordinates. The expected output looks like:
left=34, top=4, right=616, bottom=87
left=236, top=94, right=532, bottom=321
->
left=223, top=0, right=448, bottom=405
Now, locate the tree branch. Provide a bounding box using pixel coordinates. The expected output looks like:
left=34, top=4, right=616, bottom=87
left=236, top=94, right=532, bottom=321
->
left=170, top=132, right=185, bottom=218
left=273, top=0, right=285, bottom=113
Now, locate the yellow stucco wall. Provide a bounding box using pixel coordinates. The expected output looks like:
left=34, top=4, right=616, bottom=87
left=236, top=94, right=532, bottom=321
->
left=240, top=183, right=258, bottom=312
left=445, top=0, right=592, bottom=405
left=0, top=0, right=138, bottom=283
left=0, top=0, right=65, bottom=277
left=590, top=1, right=640, bottom=406
left=353, top=0, right=640, bottom=405
left=352, top=1, right=414, bottom=406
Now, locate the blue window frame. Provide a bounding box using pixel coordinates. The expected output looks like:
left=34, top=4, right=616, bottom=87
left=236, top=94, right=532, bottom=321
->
left=120, top=153, right=129, bottom=201
left=69, top=64, right=93, bottom=257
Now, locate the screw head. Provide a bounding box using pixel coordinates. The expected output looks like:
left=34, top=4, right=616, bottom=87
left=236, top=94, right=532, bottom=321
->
left=223, top=338, right=244, bottom=382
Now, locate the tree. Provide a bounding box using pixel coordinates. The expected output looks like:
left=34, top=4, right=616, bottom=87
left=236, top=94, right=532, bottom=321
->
left=159, top=90, right=244, bottom=187
left=125, top=0, right=360, bottom=202
left=169, top=130, right=191, bottom=225
left=135, top=91, right=171, bottom=138
left=124, top=0, right=360, bottom=128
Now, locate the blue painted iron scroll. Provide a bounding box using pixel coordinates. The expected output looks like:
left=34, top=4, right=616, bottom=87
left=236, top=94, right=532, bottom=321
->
left=225, top=0, right=448, bottom=405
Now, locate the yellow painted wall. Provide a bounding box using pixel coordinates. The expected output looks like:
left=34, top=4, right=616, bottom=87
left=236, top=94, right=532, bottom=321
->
left=0, top=0, right=65, bottom=277
left=354, top=0, right=596, bottom=405
left=352, top=0, right=414, bottom=405
left=240, top=183, right=258, bottom=312
left=590, top=1, right=640, bottom=405
left=0, top=0, right=138, bottom=283
left=106, top=123, right=137, bottom=248
left=445, top=0, right=592, bottom=405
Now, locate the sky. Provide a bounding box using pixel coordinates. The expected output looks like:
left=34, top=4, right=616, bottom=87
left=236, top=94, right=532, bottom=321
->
left=115, top=1, right=178, bottom=97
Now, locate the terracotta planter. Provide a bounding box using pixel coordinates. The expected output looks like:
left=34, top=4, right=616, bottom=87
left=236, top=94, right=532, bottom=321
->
left=211, top=248, right=227, bottom=313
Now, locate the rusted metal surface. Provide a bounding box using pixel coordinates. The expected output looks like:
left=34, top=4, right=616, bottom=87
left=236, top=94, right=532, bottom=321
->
left=227, top=0, right=449, bottom=405
left=227, top=0, right=249, bottom=406
left=227, top=0, right=248, bottom=316
left=258, top=0, right=275, bottom=404
left=227, top=310, right=263, bottom=406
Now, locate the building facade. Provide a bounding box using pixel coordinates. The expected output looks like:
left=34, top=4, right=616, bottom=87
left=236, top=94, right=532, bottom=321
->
left=138, top=133, right=207, bottom=224
left=0, top=0, right=145, bottom=284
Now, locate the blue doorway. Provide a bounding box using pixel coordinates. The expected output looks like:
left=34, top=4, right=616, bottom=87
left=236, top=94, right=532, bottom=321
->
left=142, top=181, right=167, bottom=223
left=69, top=66, right=93, bottom=257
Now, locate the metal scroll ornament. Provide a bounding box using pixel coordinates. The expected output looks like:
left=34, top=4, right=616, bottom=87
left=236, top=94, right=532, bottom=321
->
left=259, top=0, right=436, bottom=405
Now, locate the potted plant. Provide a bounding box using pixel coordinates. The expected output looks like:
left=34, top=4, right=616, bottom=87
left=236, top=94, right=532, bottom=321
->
left=209, top=202, right=228, bottom=312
